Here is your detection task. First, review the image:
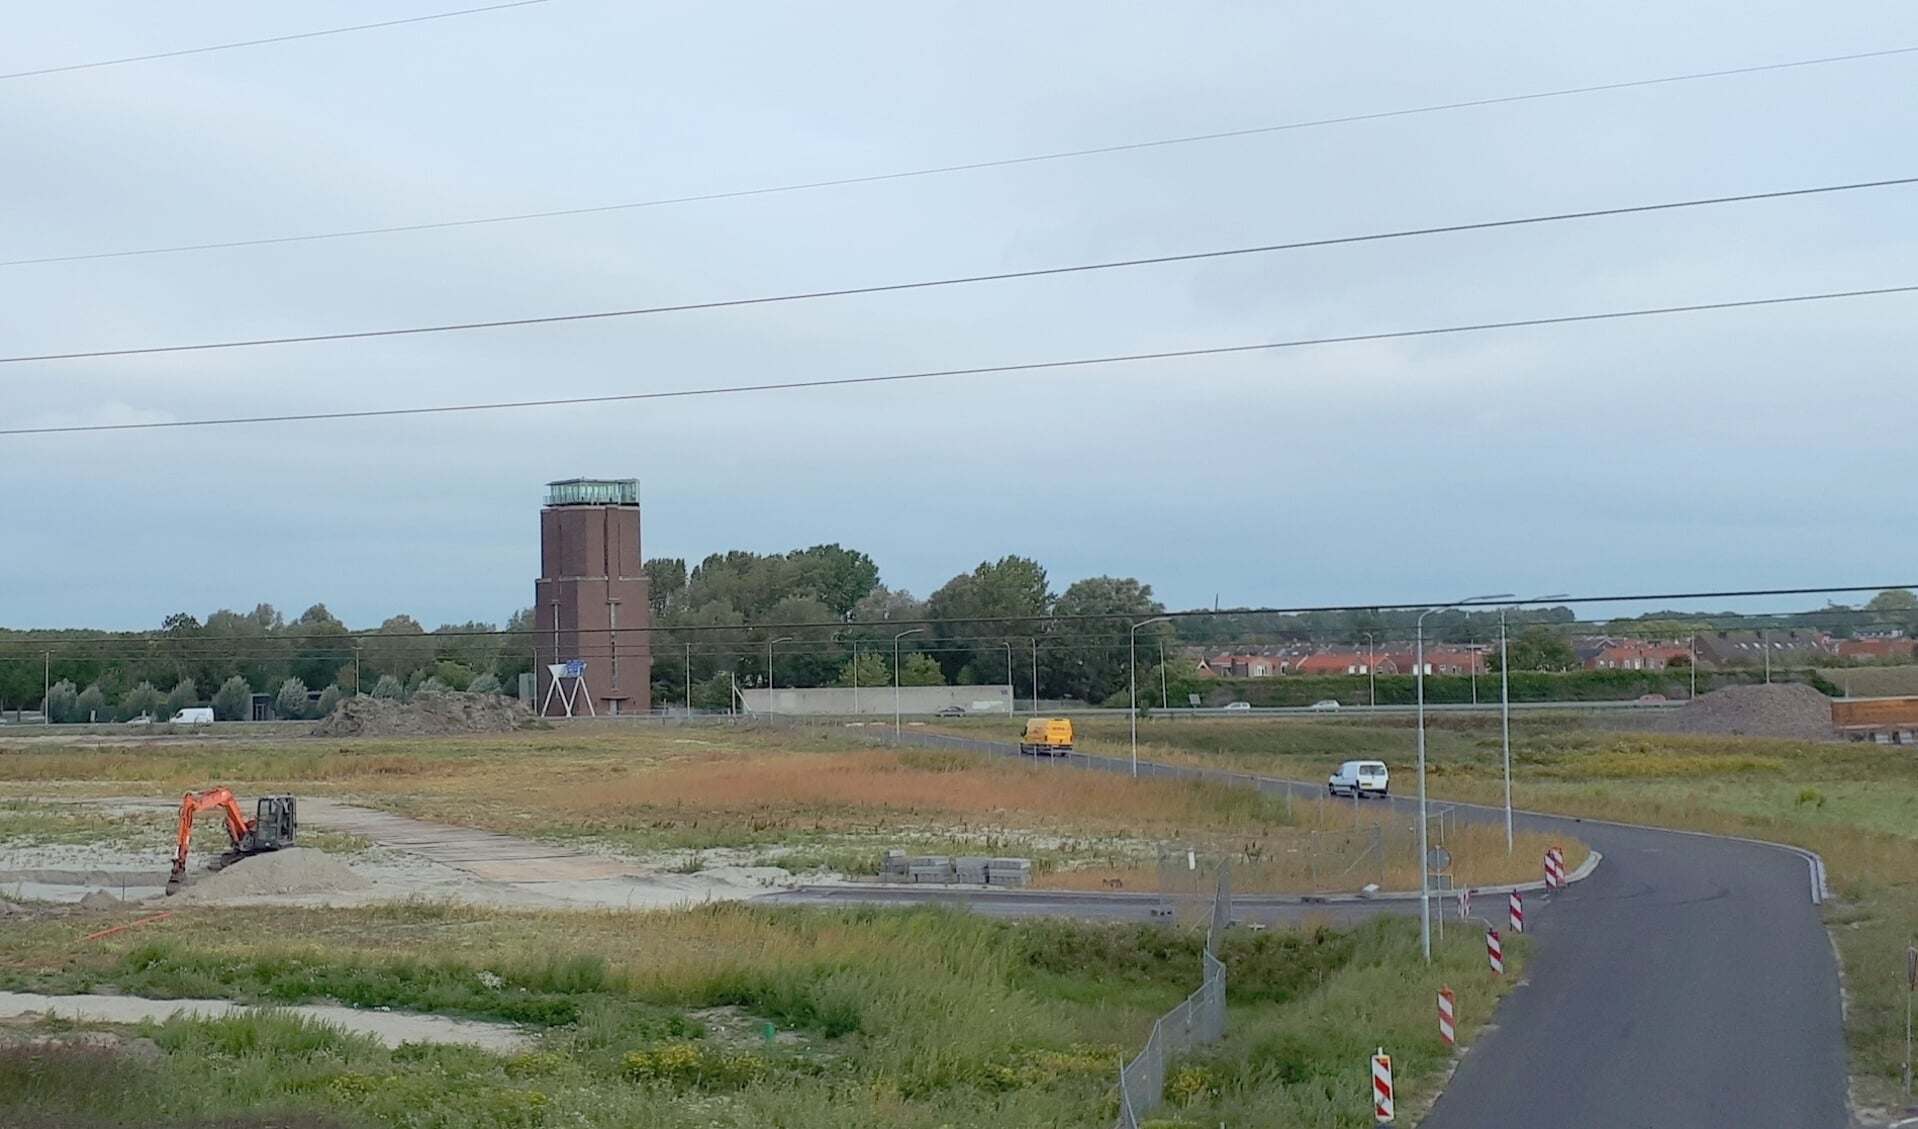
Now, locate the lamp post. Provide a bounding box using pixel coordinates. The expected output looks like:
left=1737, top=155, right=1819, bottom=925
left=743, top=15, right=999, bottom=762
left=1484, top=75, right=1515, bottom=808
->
left=1004, top=642, right=1014, bottom=715
left=685, top=642, right=693, bottom=714
left=1159, top=641, right=1169, bottom=711
left=1499, top=594, right=1567, bottom=856
left=894, top=628, right=923, bottom=739
left=851, top=640, right=859, bottom=714
left=767, top=637, right=793, bottom=697
left=1418, top=593, right=1512, bottom=962
left=1361, top=632, right=1376, bottom=707
left=1030, top=638, right=1040, bottom=712
left=1130, top=616, right=1172, bottom=778
left=1689, top=632, right=1697, bottom=699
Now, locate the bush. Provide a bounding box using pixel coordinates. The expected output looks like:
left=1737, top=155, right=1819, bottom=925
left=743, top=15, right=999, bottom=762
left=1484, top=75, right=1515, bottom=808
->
left=466, top=672, right=502, bottom=696
left=118, top=681, right=164, bottom=722
left=316, top=685, right=344, bottom=718
left=212, top=675, right=251, bottom=722
left=371, top=674, right=404, bottom=700
left=165, top=678, right=197, bottom=716
left=275, top=677, right=310, bottom=721
left=44, top=679, right=78, bottom=723
left=75, top=683, right=106, bottom=724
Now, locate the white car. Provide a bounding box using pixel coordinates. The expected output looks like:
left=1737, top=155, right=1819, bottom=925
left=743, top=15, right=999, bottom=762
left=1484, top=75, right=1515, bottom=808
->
left=1308, top=699, right=1341, bottom=712
left=1328, top=760, right=1389, bottom=799
left=1222, top=701, right=1252, bottom=711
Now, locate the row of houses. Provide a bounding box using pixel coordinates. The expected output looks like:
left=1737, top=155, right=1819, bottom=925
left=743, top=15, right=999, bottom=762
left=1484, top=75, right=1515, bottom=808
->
left=1193, top=628, right=1915, bottom=678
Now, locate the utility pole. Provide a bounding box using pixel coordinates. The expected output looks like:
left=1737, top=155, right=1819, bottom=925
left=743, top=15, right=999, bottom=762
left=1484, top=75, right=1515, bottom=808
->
left=1159, top=641, right=1169, bottom=711
left=1763, top=628, right=1772, bottom=684
left=851, top=641, right=859, bottom=714
left=1689, top=632, right=1698, bottom=698
left=685, top=642, right=693, bottom=714
left=1004, top=642, right=1014, bottom=715
left=1361, top=632, right=1376, bottom=707
left=894, top=628, right=923, bottom=739
left=43, top=652, right=51, bottom=725
left=1030, top=638, right=1039, bottom=712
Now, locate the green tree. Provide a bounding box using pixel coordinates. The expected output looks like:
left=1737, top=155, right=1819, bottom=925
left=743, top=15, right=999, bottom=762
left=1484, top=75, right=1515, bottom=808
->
left=287, top=605, right=351, bottom=690
left=431, top=660, right=477, bottom=691
left=497, top=607, right=535, bottom=690
left=75, top=683, right=106, bottom=723
left=1047, top=576, right=1168, bottom=704
left=275, top=677, right=310, bottom=720
left=644, top=557, right=688, bottom=615
left=165, top=678, right=198, bottom=716
left=690, top=672, right=736, bottom=712
left=212, top=676, right=252, bottom=721
left=898, top=653, right=946, bottom=687
left=45, top=679, right=78, bottom=723
left=926, top=556, right=1051, bottom=683
left=119, top=681, right=163, bottom=722
left=315, top=685, right=343, bottom=718
left=365, top=616, right=433, bottom=681
left=833, top=651, right=892, bottom=688
left=1868, top=589, right=1918, bottom=612
left=1489, top=625, right=1578, bottom=673
left=371, top=674, right=404, bottom=700
left=788, top=544, right=881, bottom=617
left=467, top=672, right=502, bottom=696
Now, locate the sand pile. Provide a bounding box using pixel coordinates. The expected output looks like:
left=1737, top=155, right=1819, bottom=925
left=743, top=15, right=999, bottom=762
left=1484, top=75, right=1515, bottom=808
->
left=77, top=890, right=121, bottom=909
left=177, top=847, right=371, bottom=900
left=311, top=690, right=530, bottom=738
left=1647, top=683, right=1837, bottom=740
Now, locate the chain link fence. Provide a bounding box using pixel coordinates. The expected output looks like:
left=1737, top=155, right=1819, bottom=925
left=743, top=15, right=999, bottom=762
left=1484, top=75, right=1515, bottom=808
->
left=1117, top=857, right=1231, bottom=1129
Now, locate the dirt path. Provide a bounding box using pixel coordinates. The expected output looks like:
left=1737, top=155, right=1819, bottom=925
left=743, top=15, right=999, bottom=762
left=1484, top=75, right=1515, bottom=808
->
left=0, top=991, right=530, bottom=1051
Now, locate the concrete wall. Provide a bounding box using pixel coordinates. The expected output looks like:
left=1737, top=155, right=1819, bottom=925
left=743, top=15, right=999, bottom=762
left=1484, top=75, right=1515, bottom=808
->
left=740, top=685, right=1014, bottom=716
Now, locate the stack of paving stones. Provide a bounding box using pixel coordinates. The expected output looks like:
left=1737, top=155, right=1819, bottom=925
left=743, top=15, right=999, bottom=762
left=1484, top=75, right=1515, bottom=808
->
left=987, top=858, right=1032, bottom=887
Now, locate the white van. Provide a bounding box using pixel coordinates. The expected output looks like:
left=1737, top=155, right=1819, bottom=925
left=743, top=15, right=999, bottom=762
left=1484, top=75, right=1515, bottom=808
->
left=1328, top=760, right=1389, bottom=799
left=169, top=707, right=215, bottom=726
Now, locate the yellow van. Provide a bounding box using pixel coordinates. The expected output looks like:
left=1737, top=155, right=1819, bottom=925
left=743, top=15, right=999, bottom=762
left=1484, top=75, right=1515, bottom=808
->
left=1019, top=717, right=1074, bottom=756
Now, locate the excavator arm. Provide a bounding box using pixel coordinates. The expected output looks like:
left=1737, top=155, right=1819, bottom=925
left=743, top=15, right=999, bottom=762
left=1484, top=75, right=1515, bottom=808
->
left=167, top=787, right=254, bottom=893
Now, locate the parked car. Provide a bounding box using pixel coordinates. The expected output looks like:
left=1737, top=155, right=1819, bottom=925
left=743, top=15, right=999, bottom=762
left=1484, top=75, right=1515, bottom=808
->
left=934, top=705, right=966, bottom=717
left=1636, top=693, right=1668, bottom=704
left=169, top=707, right=216, bottom=725
left=1328, top=759, right=1390, bottom=799
left=1019, top=717, right=1075, bottom=755
left=1308, top=699, right=1341, bottom=712
left=126, top=714, right=152, bottom=726
left=1222, top=701, right=1252, bottom=711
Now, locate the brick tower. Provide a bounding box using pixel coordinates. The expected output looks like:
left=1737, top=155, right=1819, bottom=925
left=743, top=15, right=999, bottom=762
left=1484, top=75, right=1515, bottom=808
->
left=534, top=478, right=651, bottom=716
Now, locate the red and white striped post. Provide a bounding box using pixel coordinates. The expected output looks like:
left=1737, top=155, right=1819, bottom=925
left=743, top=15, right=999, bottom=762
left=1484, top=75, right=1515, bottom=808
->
left=1544, top=849, right=1562, bottom=891
left=1550, top=845, right=1567, bottom=887
left=1509, top=890, right=1524, bottom=934
left=1457, top=887, right=1472, bottom=920
left=1487, top=928, right=1504, bottom=975
left=1373, top=1048, right=1394, bottom=1123
left=1438, top=987, right=1457, bottom=1048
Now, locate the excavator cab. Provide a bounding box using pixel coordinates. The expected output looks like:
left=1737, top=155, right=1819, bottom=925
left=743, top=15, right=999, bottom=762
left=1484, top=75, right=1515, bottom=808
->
left=249, top=795, right=297, bottom=851
left=166, top=788, right=299, bottom=894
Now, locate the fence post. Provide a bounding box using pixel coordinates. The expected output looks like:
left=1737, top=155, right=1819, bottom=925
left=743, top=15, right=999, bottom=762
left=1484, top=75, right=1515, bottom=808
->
left=1373, top=1048, right=1394, bottom=1123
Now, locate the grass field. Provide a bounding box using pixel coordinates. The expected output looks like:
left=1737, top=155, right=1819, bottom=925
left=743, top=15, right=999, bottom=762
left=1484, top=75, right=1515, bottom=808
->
left=0, top=730, right=1559, bottom=894
left=1012, top=712, right=1918, bottom=1114
left=0, top=725, right=1545, bottom=1128
left=0, top=899, right=1526, bottom=1129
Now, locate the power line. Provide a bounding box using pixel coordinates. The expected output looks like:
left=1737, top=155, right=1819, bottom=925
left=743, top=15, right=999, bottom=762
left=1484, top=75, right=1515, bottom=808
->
left=7, top=44, right=1913, bottom=267
left=4, top=282, right=1914, bottom=438
left=4, top=584, right=1910, bottom=645
left=0, top=1, right=551, bottom=82
left=4, top=175, right=1910, bottom=368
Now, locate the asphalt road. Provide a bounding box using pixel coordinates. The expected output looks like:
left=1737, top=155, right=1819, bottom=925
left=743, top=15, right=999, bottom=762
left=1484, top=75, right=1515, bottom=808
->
left=850, top=730, right=1849, bottom=1128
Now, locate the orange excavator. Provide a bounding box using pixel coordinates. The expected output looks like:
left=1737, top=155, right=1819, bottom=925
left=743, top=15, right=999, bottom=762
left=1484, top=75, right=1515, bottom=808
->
left=166, top=788, right=298, bottom=895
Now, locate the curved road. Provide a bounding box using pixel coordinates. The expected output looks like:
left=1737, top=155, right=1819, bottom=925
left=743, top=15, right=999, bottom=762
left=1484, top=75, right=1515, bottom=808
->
left=827, top=731, right=1849, bottom=1128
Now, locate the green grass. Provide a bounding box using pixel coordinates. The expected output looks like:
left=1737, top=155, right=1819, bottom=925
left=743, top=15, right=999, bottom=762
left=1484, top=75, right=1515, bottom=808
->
left=0, top=901, right=1526, bottom=1129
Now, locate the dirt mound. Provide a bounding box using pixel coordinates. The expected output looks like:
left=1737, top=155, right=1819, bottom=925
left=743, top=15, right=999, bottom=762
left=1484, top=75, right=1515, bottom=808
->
left=177, top=848, right=371, bottom=901
left=77, top=890, right=121, bottom=909
left=311, top=690, right=529, bottom=738
left=1652, top=683, right=1836, bottom=740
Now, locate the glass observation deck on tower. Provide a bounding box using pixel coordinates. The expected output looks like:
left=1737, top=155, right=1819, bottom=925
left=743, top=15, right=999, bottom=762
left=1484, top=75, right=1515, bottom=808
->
left=545, top=478, right=640, bottom=507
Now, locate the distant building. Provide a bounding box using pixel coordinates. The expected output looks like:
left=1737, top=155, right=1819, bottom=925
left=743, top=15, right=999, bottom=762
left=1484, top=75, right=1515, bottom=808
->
left=1692, top=630, right=1832, bottom=670
left=1585, top=643, right=1691, bottom=671
left=533, top=478, right=652, bottom=716
left=1837, top=638, right=1918, bottom=663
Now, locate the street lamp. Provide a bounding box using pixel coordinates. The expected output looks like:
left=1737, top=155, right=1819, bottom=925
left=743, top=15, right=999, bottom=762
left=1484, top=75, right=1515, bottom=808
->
left=1130, top=616, right=1172, bottom=778
left=1499, top=594, right=1568, bottom=856
left=1361, top=632, right=1377, bottom=707
left=1003, top=642, right=1014, bottom=715
left=1418, top=593, right=1512, bottom=963
left=893, top=628, right=923, bottom=739
left=767, top=637, right=793, bottom=697
left=1030, top=638, right=1040, bottom=712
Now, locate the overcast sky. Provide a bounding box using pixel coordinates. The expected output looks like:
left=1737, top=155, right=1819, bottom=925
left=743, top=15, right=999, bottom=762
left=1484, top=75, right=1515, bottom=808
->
left=4, top=1, right=1915, bottom=631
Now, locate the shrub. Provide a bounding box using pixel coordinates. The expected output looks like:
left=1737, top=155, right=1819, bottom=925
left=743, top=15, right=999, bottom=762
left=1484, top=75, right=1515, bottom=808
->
left=75, top=684, right=107, bottom=724
left=118, top=681, right=163, bottom=722
left=275, top=677, right=310, bottom=721
left=44, top=679, right=78, bottom=723
left=212, top=675, right=251, bottom=721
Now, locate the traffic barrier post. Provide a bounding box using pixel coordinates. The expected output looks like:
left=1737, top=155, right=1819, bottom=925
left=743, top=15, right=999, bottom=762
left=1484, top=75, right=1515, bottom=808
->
left=1373, top=1048, right=1394, bottom=1123
left=1509, top=890, right=1524, bottom=933
left=1457, top=887, right=1471, bottom=920
left=1487, top=928, right=1504, bottom=975
left=1438, top=987, right=1457, bottom=1048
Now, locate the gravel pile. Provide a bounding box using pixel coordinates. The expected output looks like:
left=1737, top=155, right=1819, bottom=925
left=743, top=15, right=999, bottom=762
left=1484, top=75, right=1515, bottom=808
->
left=177, top=847, right=371, bottom=900
left=77, top=890, right=121, bottom=909
left=311, top=690, right=530, bottom=737
left=1644, top=683, right=1837, bottom=740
